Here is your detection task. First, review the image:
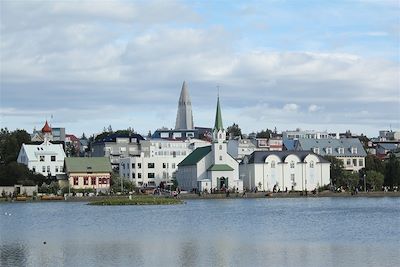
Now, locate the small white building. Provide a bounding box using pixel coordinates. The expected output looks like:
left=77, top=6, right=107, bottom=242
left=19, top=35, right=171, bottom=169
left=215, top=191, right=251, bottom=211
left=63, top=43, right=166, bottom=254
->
left=176, top=97, right=243, bottom=192
left=240, top=151, right=331, bottom=192
left=119, top=138, right=210, bottom=187
left=17, top=121, right=66, bottom=177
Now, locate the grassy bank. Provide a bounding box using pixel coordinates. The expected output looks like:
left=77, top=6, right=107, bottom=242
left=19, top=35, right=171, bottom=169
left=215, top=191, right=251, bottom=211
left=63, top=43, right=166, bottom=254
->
left=88, top=196, right=184, bottom=206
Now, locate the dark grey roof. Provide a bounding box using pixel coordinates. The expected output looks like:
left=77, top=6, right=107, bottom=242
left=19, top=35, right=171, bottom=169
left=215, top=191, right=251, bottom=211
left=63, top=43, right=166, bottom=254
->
left=295, top=138, right=367, bottom=157
left=243, top=151, right=329, bottom=164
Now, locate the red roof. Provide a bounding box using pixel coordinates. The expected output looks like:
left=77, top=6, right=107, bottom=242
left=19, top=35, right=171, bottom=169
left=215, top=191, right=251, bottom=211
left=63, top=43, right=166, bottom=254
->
left=41, top=120, right=52, bottom=133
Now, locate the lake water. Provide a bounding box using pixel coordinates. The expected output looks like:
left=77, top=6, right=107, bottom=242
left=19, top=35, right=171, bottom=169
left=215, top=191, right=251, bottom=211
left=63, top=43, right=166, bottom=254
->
left=1, top=197, right=399, bottom=267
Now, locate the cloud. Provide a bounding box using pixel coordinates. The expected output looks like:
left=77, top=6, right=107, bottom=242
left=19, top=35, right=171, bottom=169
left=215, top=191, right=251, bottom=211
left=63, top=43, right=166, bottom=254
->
left=308, top=105, right=322, bottom=112
left=283, top=104, right=299, bottom=112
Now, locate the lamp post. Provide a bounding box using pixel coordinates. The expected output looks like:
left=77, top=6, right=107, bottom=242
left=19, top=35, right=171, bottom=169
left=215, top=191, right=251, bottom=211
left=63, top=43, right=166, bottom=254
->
left=363, top=174, right=366, bottom=192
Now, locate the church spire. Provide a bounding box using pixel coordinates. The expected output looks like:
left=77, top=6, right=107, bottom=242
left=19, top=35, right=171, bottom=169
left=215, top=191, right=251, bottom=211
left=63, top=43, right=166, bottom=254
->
left=214, top=97, right=223, bottom=131
left=175, top=81, right=194, bottom=130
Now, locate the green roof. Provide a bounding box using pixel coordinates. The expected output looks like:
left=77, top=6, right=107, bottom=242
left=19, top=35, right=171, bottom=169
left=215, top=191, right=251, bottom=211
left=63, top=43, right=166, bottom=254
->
left=178, top=146, right=212, bottom=166
left=65, top=157, right=112, bottom=173
left=214, top=97, right=223, bottom=131
left=207, top=164, right=234, bottom=171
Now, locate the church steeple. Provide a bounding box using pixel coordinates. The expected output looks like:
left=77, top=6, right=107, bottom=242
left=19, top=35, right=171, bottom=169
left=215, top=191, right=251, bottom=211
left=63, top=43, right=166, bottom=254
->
left=175, top=81, right=194, bottom=130
left=214, top=97, right=223, bottom=131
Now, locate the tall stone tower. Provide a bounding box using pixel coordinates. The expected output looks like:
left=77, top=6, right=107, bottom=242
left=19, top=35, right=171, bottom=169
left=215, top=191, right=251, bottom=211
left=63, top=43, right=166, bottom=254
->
left=175, top=81, right=194, bottom=130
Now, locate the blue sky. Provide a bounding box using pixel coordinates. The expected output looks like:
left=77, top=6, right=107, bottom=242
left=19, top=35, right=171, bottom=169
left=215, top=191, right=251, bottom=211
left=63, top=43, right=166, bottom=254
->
left=0, top=0, right=399, bottom=137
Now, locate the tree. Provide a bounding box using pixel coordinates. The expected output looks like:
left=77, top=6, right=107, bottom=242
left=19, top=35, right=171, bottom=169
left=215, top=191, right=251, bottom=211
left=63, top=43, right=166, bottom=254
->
left=256, top=129, right=272, bottom=139
left=226, top=123, right=242, bottom=139
left=336, top=171, right=359, bottom=190
left=0, top=128, right=31, bottom=164
left=324, top=156, right=345, bottom=186
left=366, top=170, right=384, bottom=191
left=66, top=143, right=78, bottom=157
left=384, top=154, right=400, bottom=188
left=365, top=155, right=385, bottom=174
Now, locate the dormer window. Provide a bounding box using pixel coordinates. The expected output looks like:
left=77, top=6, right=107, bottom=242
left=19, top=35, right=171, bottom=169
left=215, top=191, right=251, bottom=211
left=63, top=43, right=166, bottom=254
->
left=351, top=147, right=357, bottom=154
left=326, top=147, right=332, bottom=155
left=313, top=147, right=320, bottom=154
left=338, top=147, right=344, bottom=154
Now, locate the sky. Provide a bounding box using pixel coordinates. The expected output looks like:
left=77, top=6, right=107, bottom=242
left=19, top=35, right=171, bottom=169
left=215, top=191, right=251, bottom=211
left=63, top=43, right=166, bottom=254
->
left=1, top=0, right=399, bottom=138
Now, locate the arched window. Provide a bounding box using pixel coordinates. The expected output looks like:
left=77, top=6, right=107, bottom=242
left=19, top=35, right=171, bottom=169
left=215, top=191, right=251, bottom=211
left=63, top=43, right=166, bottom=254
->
left=219, top=145, right=222, bottom=150
left=219, top=156, right=223, bottom=161
left=290, top=161, right=295, bottom=168
left=219, top=134, right=222, bottom=139
left=310, top=161, right=314, bottom=168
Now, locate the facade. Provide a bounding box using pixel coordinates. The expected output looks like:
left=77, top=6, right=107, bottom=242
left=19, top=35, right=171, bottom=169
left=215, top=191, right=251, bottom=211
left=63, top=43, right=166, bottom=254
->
left=91, top=133, right=144, bottom=169
left=175, top=81, right=194, bottom=130
left=294, top=138, right=367, bottom=172
left=64, top=157, right=112, bottom=192
left=17, top=121, right=66, bottom=177
left=283, top=129, right=335, bottom=140
left=119, top=139, right=210, bottom=187
left=379, top=130, right=400, bottom=141
left=176, top=97, right=243, bottom=192
left=240, top=151, right=331, bottom=192
left=228, top=137, right=283, bottom=162
left=65, top=134, right=80, bottom=156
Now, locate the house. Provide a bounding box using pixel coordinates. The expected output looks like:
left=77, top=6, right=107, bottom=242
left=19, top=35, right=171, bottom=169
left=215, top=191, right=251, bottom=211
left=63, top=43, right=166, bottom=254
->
left=91, top=133, right=145, bottom=169
left=294, top=138, right=367, bottom=172
left=176, top=97, right=243, bottom=192
left=119, top=138, right=210, bottom=187
left=17, top=121, right=66, bottom=177
left=240, top=151, right=331, bottom=192
left=65, top=134, right=80, bottom=156
left=64, top=157, right=112, bottom=192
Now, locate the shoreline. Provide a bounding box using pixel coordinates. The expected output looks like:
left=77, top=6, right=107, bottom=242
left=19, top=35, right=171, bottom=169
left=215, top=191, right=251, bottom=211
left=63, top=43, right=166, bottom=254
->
left=1, top=191, right=399, bottom=203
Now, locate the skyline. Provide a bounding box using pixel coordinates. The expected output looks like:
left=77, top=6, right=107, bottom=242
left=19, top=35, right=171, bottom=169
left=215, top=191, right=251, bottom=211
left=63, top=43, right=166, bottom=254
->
left=1, top=0, right=399, bottom=137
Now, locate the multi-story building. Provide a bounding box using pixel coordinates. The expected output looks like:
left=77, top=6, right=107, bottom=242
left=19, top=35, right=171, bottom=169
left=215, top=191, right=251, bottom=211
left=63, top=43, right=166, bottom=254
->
left=283, top=129, right=334, bottom=140
left=294, top=138, right=367, bottom=172
left=91, top=133, right=144, bottom=170
left=119, top=138, right=210, bottom=187
left=228, top=137, right=283, bottom=162
left=17, top=121, right=66, bottom=177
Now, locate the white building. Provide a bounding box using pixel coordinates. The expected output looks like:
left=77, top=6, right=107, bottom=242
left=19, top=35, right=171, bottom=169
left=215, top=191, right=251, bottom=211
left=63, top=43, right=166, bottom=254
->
left=294, top=138, right=367, bottom=172
left=176, top=97, right=243, bottom=192
left=283, top=129, right=335, bottom=140
left=119, top=139, right=210, bottom=187
left=240, top=151, right=331, bottom=192
left=228, top=137, right=284, bottom=161
left=17, top=121, right=66, bottom=177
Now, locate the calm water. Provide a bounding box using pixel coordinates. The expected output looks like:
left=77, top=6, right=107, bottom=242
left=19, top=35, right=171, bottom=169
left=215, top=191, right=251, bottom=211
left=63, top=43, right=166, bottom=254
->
left=0, top=197, right=399, bottom=267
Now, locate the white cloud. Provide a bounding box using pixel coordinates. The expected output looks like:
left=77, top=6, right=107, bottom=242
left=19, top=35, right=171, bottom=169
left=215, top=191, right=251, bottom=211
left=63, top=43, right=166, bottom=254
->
left=308, top=105, right=322, bottom=112
left=283, top=104, right=299, bottom=112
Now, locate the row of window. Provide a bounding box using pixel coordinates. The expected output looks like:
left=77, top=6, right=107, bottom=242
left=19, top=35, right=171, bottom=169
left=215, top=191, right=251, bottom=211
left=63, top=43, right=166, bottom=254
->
left=32, top=165, right=63, bottom=173
left=122, top=173, right=155, bottom=179
left=121, top=162, right=176, bottom=170
left=344, top=159, right=364, bottom=167
left=72, top=177, right=109, bottom=186
left=313, top=147, right=358, bottom=155
left=270, top=161, right=314, bottom=168
left=39, top=155, right=57, bottom=162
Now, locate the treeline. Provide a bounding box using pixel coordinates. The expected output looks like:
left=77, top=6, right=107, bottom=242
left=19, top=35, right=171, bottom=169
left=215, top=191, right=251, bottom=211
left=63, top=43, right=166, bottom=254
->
left=0, top=128, right=47, bottom=186
left=325, top=154, right=400, bottom=191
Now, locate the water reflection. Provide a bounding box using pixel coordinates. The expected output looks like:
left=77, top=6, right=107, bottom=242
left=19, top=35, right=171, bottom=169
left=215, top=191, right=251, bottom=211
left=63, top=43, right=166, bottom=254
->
left=0, top=243, right=27, bottom=267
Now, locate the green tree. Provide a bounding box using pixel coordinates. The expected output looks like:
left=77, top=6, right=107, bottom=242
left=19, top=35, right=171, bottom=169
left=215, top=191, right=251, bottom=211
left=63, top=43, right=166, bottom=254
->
left=110, top=172, right=136, bottom=193
left=256, top=129, right=272, bottom=139
left=366, top=170, right=384, bottom=191
left=384, top=154, right=400, bottom=188
left=226, top=123, right=242, bottom=139
left=336, top=171, right=359, bottom=189
left=324, top=156, right=345, bottom=186
left=66, top=143, right=78, bottom=157
left=0, top=128, right=31, bottom=164
left=365, top=154, right=385, bottom=174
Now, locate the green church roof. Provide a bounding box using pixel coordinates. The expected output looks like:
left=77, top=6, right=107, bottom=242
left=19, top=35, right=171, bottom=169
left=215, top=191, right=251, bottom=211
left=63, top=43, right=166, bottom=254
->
left=214, top=97, right=223, bottom=131
left=178, top=146, right=212, bottom=166
left=65, top=157, right=112, bottom=173
left=207, top=164, right=234, bottom=171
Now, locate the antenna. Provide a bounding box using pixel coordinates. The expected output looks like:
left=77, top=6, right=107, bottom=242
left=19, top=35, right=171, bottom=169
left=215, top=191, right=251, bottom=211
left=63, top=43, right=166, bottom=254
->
left=216, top=84, right=220, bottom=97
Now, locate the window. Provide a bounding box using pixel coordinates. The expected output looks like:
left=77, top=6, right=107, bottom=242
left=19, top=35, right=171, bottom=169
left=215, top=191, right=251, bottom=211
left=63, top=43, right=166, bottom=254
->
left=122, top=163, right=125, bottom=170
left=148, top=173, right=155, bottom=178
left=132, top=163, right=135, bottom=169
left=132, top=173, right=135, bottom=179
left=91, top=177, right=96, bottom=185
left=290, top=173, right=295, bottom=181
left=351, top=147, right=357, bottom=154
left=138, top=163, right=141, bottom=169
left=60, top=166, right=63, bottom=172
left=290, top=161, right=295, bottom=168
left=271, top=161, right=276, bottom=168
left=359, top=159, right=363, bottom=167
left=353, top=159, right=357, bottom=166
left=310, top=161, right=314, bottom=168
left=47, top=166, right=50, bottom=172
left=32, top=166, right=36, bottom=172
left=40, top=156, right=45, bottom=162
left=73, top=177, right=78, bottom=185
left=347, top=159, right=351, bottom=166
left=138, top=173, right=142, bottom=179
left=55, top=166, right=59, bottom=172
left=313, top=147, right=320, bottom=154
left=42, top=166, right=46, bottom=172
left=51, top=156, right=56, bottom=161
left=219, top=156, right=223, bottom=161
left=338, top=147, right=344, bottom=154
left=219, top=134, right=222, bottom=139
left=163, top=163, right=167, bottom=168
left=326, top=147, right=332, bottom=154
left=219, top=145, right=222, bottom=150
left=98, top=178, right=102, bottom=185
left=172, top=163, right=176, bottom=169
left=84, top=177, right=89, bottom=185
left=148, top=163, right=155, bottom=168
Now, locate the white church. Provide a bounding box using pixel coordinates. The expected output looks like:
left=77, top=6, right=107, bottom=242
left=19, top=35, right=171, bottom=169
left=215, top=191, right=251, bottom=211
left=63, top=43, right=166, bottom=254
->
left=176, top=97, right=243, bottom=192
left=17, top=121, right=66, bottom=178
